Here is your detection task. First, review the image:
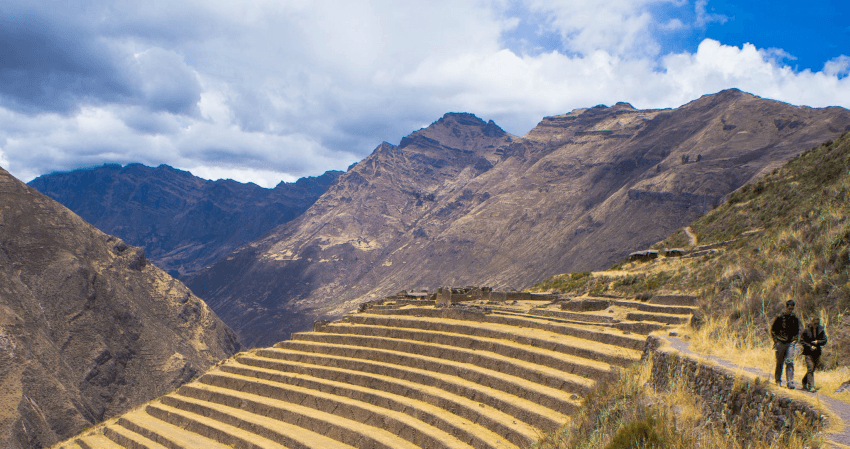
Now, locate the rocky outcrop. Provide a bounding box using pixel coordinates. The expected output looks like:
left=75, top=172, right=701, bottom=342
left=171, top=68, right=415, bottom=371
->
left=0, top=167, right=241, bottom=449
left=187, top=90, right=850, bottom=347
left=28, top=164, right=342, bottom=277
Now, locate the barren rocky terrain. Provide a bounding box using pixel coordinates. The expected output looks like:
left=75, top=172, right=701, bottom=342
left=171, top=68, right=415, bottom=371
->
left=0, top=167, right=242, bottom=449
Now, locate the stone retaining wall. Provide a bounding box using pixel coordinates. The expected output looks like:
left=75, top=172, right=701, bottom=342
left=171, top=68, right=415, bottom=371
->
left=644, top=337, right=828, bottom=442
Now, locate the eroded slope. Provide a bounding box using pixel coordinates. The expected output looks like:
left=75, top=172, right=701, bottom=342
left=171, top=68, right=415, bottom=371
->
left=0, top=167, right=241, bottom=449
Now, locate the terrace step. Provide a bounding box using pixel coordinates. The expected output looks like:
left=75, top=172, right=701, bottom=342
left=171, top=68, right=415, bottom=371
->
left=158, top=393, right=355, bottom=448
left=625, top=311, right=691, bottom=325
left=144, top=401, right=290, bottom=449
left=304, top=322, right=618, bottom=378
left=241, top=347, right=571, bottom=429
left=609, top=299, right=697, bottom=315
left=613, top=321, right=667, bottom=335
left=103, top=424, right=170, bottom=449
left=562, top=297, right=698, bottom=315
left=263, top=342, right=583, bottom=413
left=339, top=313, right=641, bottom=367
left=366, top=306, right=654, bottom=346
left=526, top=307, right=617, bottom=323
left=116, top=407, right=233, bottom=449
left=55, top=442, right=85, bottom=449
left=55, top=296, right=683, bottom=448
left=218, top=356, right=542, bottom=446
left=176, top=378, right=471, bottom=449
left=286, top=330, right=603, bottom=392
left=197, top=366, right=524, bottom=448
left=73, top=433, right=124, bottom=449
left=649, top=295, right=698, bottom=307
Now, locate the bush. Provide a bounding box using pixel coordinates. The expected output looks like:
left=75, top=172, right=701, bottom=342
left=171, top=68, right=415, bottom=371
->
left=604, top=417, right=665, bottom=449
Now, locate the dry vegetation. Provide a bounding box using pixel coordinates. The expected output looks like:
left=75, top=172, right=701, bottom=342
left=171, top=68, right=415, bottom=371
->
left=531, top=132, right=850, bottom=446
left=532, top=358, right=823, bottom=449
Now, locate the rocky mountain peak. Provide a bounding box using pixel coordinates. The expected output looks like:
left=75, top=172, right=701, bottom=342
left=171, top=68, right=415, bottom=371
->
left=396, top=112, right=512, bottom=160
left=185, top=90, right=850, bottom=348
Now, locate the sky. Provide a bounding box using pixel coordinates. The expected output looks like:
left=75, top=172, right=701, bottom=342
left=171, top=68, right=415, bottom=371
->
left=1, top=1, right=848, bottom=187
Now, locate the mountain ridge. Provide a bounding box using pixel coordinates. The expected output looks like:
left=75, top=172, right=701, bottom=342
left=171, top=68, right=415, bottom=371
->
left=185, top=89, right=850, bottom=347
left=28, top=164, right=343, bottom=277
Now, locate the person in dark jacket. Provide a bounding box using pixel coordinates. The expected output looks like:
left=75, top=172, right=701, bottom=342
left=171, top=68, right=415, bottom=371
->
left=800, top=316, right=828, bottom=392
left=771, top=299, right=801, bottom=389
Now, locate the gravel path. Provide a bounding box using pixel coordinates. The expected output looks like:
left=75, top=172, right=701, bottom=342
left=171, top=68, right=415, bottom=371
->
left=683, top=226, right=698, bottom=246
left=666, top=336, right=850, bottom=448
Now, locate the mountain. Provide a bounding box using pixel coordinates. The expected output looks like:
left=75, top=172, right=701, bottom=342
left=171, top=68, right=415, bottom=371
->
left=28, top=164, right=342, bottom=278
left=0, top=166, right=241, bottom=449
left=197, top=90, right=846, bottom=347
left=531, top=130, right=850, bottom=367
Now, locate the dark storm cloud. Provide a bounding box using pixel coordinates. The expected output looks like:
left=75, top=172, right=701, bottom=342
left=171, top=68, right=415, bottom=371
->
left=0, top=2, right=201, bottom=116
left=0, top=7, right=133, bottom=113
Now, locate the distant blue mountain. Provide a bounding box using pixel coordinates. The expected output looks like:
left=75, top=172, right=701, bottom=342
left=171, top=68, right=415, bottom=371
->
left=28, top=163, right=342, bottom=277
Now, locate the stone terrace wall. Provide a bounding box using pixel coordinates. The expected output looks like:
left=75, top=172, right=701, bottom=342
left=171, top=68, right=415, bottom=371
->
left=645, top=337, right=828, bottom=442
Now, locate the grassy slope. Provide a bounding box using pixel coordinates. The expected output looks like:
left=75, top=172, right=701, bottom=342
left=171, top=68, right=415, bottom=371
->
left=532, top=131, right=850, bottom=367
left=530, top=132, right=850, bottom=448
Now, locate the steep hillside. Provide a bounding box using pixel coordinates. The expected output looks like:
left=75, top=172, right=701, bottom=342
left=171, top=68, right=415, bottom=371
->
left=187, top=89, right=850, bottom=347
left=532, top=131, right=850, bottom=365
left=0, top=167, right=241, bottom=449
left=28, top=164, right=342, bottom=277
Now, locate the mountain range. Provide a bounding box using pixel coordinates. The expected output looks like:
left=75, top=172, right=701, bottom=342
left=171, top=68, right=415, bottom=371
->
left=183, top=89, right=850, bottom=347
left=28, top=164, right=342, bottom=278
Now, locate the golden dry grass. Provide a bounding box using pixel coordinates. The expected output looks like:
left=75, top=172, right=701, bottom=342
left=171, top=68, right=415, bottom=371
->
left=532, top=355, right=823, bottom=449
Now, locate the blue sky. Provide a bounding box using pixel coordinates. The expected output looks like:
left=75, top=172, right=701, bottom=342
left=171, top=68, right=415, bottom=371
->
left=0, top=1, right=848, bottom=187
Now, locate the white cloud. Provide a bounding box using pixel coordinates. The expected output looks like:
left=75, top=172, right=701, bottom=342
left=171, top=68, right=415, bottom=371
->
left=0, top=2, right=849, bottom=188
left=694, top=0, right=728, bottom=27
left=824, top=55, right=850, bottom=78
left=0, top=147, right=8, bottom=169
left=186, top=165, right=298, bottom=187
left=525, top=0, right=673, bottom=58
left=660, top=18, right=686, bottom=31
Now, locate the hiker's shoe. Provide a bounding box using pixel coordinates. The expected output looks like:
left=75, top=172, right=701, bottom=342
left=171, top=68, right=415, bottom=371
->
left=787, top=382, right=795, bottom=390
left=806, top=387, right=816, bottom=393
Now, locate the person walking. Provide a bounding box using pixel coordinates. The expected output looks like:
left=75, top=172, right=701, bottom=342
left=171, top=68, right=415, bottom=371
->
left=800, top=316, right=828, bottom=392
left=771, top=299, right=801, bottom=389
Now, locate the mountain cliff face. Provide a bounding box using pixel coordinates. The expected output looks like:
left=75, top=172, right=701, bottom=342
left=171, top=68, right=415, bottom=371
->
left=185, top=90, right=848, bottom=347
left=28, top=164, right=342, bottom=277
left=0, top=167, right=241, bottom=449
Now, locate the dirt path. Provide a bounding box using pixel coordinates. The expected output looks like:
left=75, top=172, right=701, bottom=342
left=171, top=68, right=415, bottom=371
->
left=684, top=226, right=698, bottom=246
left=666, top=336, right=850, bottom=448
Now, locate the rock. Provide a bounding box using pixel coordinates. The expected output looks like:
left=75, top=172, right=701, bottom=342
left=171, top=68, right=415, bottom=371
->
left=0, top=167, right=242, bottom=449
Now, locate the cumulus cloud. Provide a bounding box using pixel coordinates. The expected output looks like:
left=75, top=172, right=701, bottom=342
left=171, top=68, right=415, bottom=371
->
left=525, top=0, right=673, bottom=58
left=824, top=55, right=850, bottom=79
left=0, top=1, right=849, bottom=188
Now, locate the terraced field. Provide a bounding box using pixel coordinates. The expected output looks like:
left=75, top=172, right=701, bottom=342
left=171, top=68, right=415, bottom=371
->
left=55, top=294, right=695, bottom=449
